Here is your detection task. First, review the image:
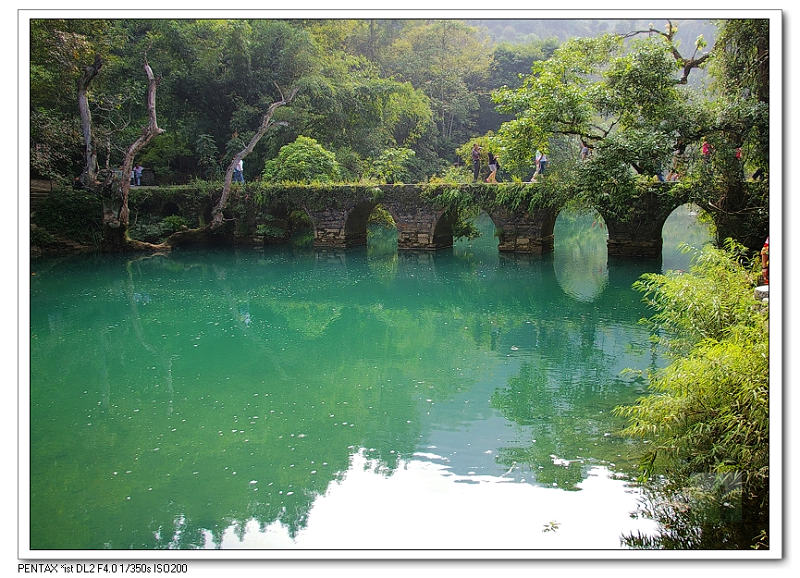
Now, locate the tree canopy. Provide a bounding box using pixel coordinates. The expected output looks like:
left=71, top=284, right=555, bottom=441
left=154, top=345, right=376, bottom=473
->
left=488, top=19, right=768, bottom=249
left=29, top=18, right=557, bottom=186
left=262, top=135, right=341, bottom=183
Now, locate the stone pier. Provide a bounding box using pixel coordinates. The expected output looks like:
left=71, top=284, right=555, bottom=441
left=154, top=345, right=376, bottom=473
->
left=489, top=206, right=557, bottom=254
left=598, top=186, right=689, bottom=258
left=383, top=201, right=456, bottom=250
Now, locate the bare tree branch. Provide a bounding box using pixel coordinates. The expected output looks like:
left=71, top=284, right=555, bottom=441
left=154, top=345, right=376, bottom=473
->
left=621, top=20, right=710, bottom=85
left=116, top=57, right=165, bottom=227
left=210, top=85, right=299, bottom=229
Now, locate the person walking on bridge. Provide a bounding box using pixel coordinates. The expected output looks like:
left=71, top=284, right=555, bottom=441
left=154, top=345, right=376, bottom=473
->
left=233, top=158, right=245, bottom=183
left=535, top=150, right=548, bottom=175
left=133, top=164, right=144, bottom=186
left=471, top=143, right=482, bottom=182
left=486, top=152, right=499, bottom=183
left=529, top=150, right=547, bottom=182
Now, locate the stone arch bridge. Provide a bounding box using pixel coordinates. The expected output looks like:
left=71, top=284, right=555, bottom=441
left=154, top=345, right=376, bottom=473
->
left=295, top=183, right=691, bottom=258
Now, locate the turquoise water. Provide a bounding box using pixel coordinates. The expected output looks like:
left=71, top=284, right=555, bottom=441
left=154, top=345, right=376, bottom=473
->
left=28, top=207, right=711, bottom=551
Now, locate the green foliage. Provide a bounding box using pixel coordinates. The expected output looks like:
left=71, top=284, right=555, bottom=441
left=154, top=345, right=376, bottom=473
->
left=333, top=146, right=366, bottom=182
left=382, top=20, right=491, bottom=155
left=366, top=205, right=396, bottom=228
left=30, top=109, right=82, bottom=180
left=421, top=181, right=553, bottom=217
left=706, top=19, right=769, bottom=173
left=451, top=216, right=481, bottom=241
left=632, top=240, right=764, bottom=354
left=244, top=181, right=384, bottom=213
left=30, top=226, right=57, bottom=248
left=367, top=147, right=416, bottom=183
left=136, top=129, right=192, bottom=183
left=455, top=134, right=495, bottom=168
left=129, top=215, right=189, bottom=243
left=623, top=473, right=766, bottom=549
left=32, top=188, right=102, bottom=245
left=255, top=215, right=288, bottom=240
left=263, top=136, right=341, bottom=183
left=614, top=241, right=769, bottom=549
left=195, top=133, right=221, bottom=180
left=160, top=215, right=188, bottom=232
left=434, top=164, right=473, bottom=184
left=492, top=31, right=696, bottom=198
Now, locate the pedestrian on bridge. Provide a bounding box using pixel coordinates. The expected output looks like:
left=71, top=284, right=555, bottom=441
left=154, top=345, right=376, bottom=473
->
left=486, top=152, right=499, bottom=183
left=471, top=143, right=482, bottom=182
left=133, top=164, right=144, bottom=186
left=536, top=150, right=548, bottom=175
left=529, top=150, right=547, bottom=182
left=233, top=158, right=245, bottom=183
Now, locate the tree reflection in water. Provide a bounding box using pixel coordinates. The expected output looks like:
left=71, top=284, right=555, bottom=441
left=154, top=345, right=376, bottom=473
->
left=29, top=208, right=708, bottom=550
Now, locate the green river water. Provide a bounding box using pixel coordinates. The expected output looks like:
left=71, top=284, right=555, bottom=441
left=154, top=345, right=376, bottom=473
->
left=28, top=206, right=711, bottom=551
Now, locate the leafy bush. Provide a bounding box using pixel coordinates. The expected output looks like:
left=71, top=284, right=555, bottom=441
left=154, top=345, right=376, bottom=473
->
left=263, top=135, right=341, bottom=183
left=255, top=217, right=287, bottom=240
left=30, top=226, right=56, bottom=247
left=160, top=215, right=188, bottom=233
left=366, top=205, right=396, bottom=228
left=129, top=215, right=189, bottom=243
left=196, top=133, right=221, bottom=180
left=32, top=188, right=102, bottom=245
left=367, top=147, right=416, bottom=184
left=433, top=164, right=473, bottom=184
left=615, top=241, right=769, bottom=549
left=334, top=146, right=366, bottom=182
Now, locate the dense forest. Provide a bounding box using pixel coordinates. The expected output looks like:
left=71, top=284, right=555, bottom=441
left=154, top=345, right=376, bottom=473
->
left=30, top=18, right=723, bottom=186
left=31, top=18, right=533, bottom=185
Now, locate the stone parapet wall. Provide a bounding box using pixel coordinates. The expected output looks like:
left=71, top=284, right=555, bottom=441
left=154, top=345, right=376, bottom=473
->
left=606, top=238, right=663, bottom=258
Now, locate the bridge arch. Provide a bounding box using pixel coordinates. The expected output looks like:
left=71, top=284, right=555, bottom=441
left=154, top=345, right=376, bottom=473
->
left=661, top=202, right=714, bottom=270
left=342, top=200, right=378, bottom=247
left=453, top=211, right=500, bottom=252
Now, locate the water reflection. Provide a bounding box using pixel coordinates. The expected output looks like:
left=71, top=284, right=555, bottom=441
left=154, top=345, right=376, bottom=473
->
left=553, top=208, right=609, bottom=302
left=202, top=450, right=655, bottom=549
left=29, top=208, right=708, bottom=550
left=661, top=203, right=713, bottom=273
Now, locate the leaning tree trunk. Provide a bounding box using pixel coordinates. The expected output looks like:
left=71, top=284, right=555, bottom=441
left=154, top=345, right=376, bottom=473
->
left=210, top=85, right=298, bottom=229
left=102, top=59, right=165, bottom=250
left=117, top=59, right=165, bottom=227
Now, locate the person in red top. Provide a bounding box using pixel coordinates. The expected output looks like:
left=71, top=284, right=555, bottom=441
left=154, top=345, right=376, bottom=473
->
left=701, top=139, right=712, bottom=159
left=760, top=237, right=769, bottom=285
